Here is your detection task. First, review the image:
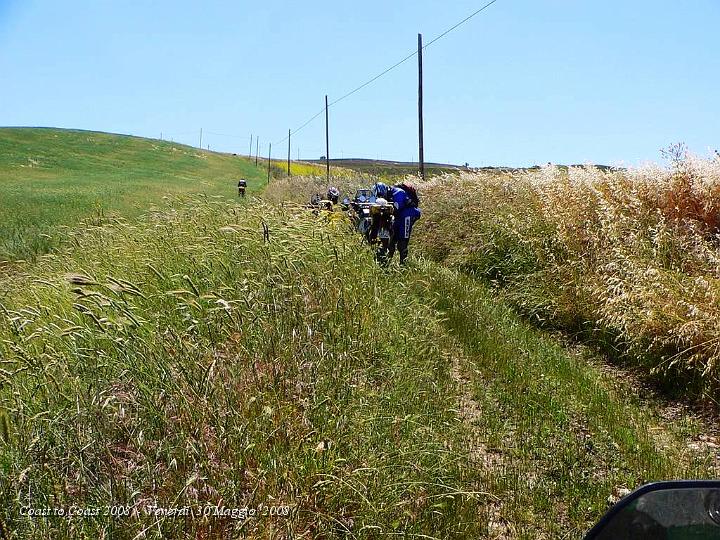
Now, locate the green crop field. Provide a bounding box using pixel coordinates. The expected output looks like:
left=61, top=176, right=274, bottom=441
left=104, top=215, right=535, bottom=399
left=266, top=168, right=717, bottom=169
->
left=1, top=129, right=718, bottom=539
left=0, top=128, right=266, bottom=261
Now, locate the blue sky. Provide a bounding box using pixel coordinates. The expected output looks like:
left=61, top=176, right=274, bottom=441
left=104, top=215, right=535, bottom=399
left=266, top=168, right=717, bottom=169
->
left=0, top=0, right=718, bottom=166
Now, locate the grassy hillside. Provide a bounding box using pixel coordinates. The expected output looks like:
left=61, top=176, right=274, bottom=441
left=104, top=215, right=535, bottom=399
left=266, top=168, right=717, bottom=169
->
left=0, top=128, right=266, bottom=261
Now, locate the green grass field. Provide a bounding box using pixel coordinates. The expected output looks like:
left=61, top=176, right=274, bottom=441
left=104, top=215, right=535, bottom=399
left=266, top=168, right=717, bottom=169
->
left=0, top=127, right=266, bottom=261
left=1, top=129, right=718, bottom=538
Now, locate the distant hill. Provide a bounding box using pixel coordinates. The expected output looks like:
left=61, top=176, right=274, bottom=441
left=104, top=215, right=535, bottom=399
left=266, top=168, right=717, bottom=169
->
left=308, top=157, right=619, bottom=179
left=306, top=158, right=465, bottom=178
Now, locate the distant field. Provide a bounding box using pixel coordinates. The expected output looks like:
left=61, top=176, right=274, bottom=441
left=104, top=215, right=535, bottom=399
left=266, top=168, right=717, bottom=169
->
left=0, top=128, right=266, bottom=260
left=307, top=158, right=467, bottom=180
left=304, top=158, right=619, bottom=182
left=263, top=158, right=358, bottom=180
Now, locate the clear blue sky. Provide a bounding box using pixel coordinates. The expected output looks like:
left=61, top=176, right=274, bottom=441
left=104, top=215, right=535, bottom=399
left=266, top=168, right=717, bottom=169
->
left=1, top=0, right=718, bottom=166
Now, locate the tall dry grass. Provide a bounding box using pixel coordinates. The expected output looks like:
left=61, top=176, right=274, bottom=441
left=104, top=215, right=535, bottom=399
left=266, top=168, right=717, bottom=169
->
left=415, top=152, right=720, bottom=397
left=4, top=178, right=718, bottom=537
left=0, top=195, right=485, bottom=538
left=262, top=175, right=370, bottom=206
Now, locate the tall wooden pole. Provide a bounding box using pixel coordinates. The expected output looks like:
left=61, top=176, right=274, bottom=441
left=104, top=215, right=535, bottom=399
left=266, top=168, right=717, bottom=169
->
left=249, top=134, right=253, bottom=156
left=287, top=129, right=291, bottom=177
left=199, top=128, right=203, bottom=151
left=325, top=95, right=330, bottom=185
left=255, top=137, right=259, bottom=166
left=418, top=33, right=425, bottom=181
left=267, top=143, right=272, bottom=184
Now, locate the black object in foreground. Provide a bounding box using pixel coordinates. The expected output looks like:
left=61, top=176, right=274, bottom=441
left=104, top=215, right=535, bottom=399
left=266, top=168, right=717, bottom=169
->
left=585, top=481, right=720, bottom=540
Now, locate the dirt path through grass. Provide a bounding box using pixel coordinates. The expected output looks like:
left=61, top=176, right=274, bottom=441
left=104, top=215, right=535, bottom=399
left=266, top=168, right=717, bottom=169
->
left=413, top=262, right=720, bottom=537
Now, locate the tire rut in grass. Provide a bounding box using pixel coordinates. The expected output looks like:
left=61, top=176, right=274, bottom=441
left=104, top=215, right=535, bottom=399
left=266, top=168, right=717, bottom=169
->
left=447, top=344, right=517, bottom=539
left=415, top=263, right=719, bottom=536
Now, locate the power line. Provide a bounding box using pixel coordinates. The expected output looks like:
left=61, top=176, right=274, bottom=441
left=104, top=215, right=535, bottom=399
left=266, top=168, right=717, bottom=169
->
left=274, top=0, right=502, bottom=146
left=274, top=50, right=417, bottom=145
left=330, top=0, right=500, bottom=109
left=280, top=109, right=325, bottom=143
left=205, top=131, right=251, bottom=139
left=328, top=49, right=418, bottom=110
left=423, top=0, right=499, bottom=49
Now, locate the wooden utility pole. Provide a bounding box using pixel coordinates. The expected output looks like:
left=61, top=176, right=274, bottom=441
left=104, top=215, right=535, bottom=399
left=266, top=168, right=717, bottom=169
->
left=325, top=95, right=330, bottom=184
left=249, top=134, right=253, bottom=156
left=199, top=128, right=203, bottom=150
left=255, top=137, right=259, bottom=166
left=418, top=33, right=425, bottom=181
left=267, top=143, right=272, bottom=184
left=287, top=129, right=291, bottom=177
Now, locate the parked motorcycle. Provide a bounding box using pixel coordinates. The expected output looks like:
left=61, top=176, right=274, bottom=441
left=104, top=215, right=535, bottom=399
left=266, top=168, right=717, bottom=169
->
left=344, top=189, right=376, bottom=237
left=344, top=189, right=395, bottom=263
left=368, top=197, right=394, bottom=264
left=308, top=193, right=334, bottom=212
left=585, top=480, right=720, bottom=539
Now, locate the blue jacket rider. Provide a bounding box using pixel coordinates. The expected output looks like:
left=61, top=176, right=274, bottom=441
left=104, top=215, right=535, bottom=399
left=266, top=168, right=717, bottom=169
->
left=373, top=182, right=421, bottom=264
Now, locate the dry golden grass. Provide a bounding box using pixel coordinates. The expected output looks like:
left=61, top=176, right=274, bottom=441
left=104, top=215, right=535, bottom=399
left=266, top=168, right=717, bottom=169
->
left=415, top=152, right=720, bottom=398
left=263, top=175, right=369, bottom=206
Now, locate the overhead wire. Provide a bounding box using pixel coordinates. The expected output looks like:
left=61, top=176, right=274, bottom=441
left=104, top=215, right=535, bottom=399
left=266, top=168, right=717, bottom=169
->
left=423, top=0, right=499, bottom=49
left=273, top=0, right=501, bottom=146
left=205, top=131, right=251, bottom=139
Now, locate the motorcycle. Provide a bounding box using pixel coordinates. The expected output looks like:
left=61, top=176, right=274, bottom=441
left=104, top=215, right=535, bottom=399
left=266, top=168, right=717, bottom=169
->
left=308, top=193, right=334, bottom=213
left=585, top=480, right=720, bottom=539
left=343, top=190, right=395, bottom=264
left=344, top=189, right=376, bottom=238
left=367, top=198, right=394, bottom=264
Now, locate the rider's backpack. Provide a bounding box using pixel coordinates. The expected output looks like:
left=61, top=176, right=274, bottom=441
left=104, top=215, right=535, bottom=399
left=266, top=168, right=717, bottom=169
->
left=396, top=182, right=420, bottom=208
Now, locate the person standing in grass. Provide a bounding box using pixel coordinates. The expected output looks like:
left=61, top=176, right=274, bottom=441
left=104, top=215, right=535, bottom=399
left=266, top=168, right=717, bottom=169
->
left=388, top=182, right=421, bottom=265
left=372, top=182, right=421, bottom=265
left=238, top=179, right=247, bottom=197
